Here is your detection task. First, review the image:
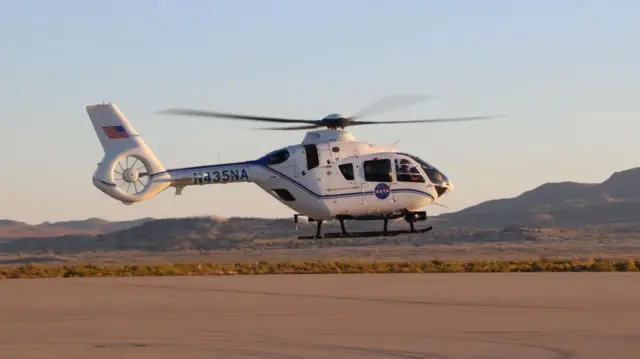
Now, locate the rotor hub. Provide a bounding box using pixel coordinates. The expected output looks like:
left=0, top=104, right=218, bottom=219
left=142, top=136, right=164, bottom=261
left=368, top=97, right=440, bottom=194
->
left=321, top=113, right=350, bottom=129
left=122, top=168, right=139, bottom=183
left=322, top=113, right=345, bottom=120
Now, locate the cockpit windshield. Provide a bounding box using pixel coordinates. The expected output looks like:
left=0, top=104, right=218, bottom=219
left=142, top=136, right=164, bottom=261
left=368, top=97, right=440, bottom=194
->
left=402, top=154, right=449, bottom=186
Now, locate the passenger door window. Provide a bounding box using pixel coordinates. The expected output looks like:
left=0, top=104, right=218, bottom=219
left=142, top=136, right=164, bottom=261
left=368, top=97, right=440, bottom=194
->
left=363, top=159, right=392, bottom=182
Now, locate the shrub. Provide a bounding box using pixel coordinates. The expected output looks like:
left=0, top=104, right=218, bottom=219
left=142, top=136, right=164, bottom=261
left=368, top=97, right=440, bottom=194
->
left=1, top=257, right=639, bottom=279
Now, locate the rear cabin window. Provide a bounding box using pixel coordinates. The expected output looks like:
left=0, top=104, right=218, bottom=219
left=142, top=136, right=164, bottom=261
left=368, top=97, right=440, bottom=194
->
left=363, top=159, right=392, bottom=182
left=395, top=158, right=426, bottom=183
left=338, top=163, right=354, bottom=180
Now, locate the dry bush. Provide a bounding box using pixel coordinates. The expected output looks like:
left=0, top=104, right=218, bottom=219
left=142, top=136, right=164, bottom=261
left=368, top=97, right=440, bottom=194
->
left=1, top=258, right=639, bottom=279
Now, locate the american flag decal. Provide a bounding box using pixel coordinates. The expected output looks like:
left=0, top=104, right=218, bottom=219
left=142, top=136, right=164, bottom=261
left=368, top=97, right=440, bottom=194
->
left=102, top=125, right=129, bottom=139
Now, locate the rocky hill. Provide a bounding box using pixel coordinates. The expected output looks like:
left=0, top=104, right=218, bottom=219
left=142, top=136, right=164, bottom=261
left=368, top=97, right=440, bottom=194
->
left=0, top=217, right=153, bottom=240
left=437, top=167, right=640, bottom=228
left=0, top=216, right=426, bottom=254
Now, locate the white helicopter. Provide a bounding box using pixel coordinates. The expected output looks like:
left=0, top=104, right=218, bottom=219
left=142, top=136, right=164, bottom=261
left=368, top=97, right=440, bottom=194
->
left=86, top=96, right=499, bottom=239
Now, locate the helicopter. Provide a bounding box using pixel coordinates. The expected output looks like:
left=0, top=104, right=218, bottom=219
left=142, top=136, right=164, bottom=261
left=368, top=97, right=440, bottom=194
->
left=86, top=96, right=500, bottom=239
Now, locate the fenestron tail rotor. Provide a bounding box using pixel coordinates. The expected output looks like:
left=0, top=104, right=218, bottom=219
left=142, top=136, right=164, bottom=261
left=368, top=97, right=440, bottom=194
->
left=112, top=155, right=151, bottom=195
left=156, top=94, right=503, bottom=130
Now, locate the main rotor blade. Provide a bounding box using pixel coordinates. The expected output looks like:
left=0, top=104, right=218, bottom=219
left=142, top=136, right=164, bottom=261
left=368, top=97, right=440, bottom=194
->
left=348, top=115, right=503, bottom=126
left=349, top=94, right=437, bottom=119
left=256, top=124, right=323, bottom=131
left=156, top=108, right=319, bottom=125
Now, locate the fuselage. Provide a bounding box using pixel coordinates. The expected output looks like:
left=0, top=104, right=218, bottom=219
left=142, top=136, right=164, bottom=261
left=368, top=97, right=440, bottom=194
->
left=151, top=129, right=453, bottom=220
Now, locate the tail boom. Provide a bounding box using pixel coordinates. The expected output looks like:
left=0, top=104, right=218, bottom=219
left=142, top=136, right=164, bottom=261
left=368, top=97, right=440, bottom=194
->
left=151, top=162, right=262, bottom=187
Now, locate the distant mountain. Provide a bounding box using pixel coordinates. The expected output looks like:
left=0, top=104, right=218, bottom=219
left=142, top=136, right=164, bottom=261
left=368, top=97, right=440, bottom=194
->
left=0, top=216, right=394, bottom=254
left=0, top=216, right=579, bottom=255
left=2, top=167, right=640, bottom=255
left=0, top=217, right=153, bottom=240
left=437, top=167, right=640, bottom=228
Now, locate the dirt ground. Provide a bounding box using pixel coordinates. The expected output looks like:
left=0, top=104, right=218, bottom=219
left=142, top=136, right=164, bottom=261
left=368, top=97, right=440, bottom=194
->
left=1, top=273, right=639, bottom=358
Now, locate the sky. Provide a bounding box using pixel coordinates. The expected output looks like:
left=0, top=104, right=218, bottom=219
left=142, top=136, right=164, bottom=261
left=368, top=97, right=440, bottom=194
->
left=1, top=0, right=639, bottom=224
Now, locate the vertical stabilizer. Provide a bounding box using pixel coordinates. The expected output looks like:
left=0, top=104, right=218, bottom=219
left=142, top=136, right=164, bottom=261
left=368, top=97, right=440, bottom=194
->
left=86, top=103, right=170, bottom=204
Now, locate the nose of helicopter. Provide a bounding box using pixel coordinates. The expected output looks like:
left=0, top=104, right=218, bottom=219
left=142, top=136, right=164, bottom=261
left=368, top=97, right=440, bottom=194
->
left=433, top=180, right=453, bottom=198
left=423, top=167, right=453, bottom=198
left=446, top=181, right=453, bottom=193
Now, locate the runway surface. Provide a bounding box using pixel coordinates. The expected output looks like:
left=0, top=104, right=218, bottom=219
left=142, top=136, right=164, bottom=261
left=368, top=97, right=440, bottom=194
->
left=1, top=273, right=639, bottom=359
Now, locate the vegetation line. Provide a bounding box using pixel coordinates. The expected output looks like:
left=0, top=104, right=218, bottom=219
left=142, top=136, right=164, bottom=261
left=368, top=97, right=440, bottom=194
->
left=2, top=258, right=639, bottom=279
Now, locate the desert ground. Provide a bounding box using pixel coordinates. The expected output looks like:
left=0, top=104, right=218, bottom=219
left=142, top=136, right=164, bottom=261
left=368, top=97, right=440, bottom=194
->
left=1, top=273, right=639, bottom=358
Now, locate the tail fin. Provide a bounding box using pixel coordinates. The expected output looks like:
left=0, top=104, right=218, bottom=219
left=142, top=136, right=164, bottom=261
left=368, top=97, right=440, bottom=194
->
left=86, top=103, right=170, bottom=205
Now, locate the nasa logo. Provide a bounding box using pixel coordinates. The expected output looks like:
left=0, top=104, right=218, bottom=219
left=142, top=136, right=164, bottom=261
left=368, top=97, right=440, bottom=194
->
left=374, top=183, right=391, bottom=200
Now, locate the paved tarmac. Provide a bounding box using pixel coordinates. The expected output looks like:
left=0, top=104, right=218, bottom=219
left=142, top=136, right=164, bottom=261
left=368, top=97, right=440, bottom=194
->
left=1, top=273, right=639, bottom=358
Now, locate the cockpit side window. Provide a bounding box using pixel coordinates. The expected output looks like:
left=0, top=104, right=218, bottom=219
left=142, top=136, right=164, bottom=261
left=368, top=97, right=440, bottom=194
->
left=395, top=158, right=426, bottom=183
left=267, top=149, right=290, bottom=165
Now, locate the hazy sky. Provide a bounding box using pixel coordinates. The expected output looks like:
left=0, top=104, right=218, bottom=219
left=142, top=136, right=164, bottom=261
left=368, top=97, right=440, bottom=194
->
left=1, top=1, right=639, bottom=224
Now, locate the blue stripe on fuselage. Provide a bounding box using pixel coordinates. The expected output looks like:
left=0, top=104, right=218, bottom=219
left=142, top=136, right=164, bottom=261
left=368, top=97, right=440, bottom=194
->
left=151, top=161, right=435, bottom=201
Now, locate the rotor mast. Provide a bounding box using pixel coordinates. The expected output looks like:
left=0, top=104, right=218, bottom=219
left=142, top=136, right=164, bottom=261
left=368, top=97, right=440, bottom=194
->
left=301, top=128, right=356, bottom=145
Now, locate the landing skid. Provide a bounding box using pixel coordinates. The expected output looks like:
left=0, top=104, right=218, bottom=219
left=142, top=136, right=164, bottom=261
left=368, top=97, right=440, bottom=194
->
left=297, top=226, right=432, bottom=240
left=293, top=211, right=432, bottom=240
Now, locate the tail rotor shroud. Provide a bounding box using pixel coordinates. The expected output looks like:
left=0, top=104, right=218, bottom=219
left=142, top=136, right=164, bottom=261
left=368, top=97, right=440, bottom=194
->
left=111, top=154, right=152, bottom=196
